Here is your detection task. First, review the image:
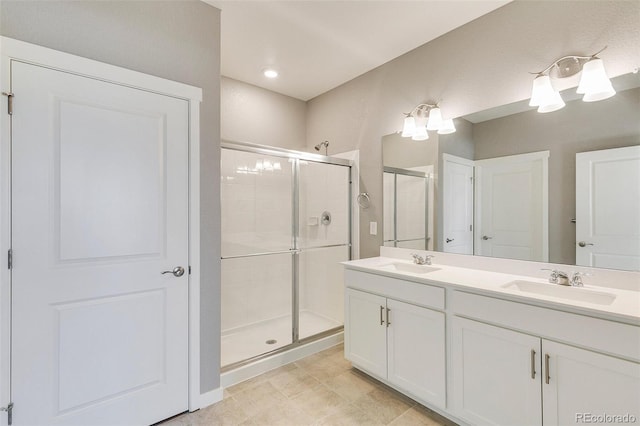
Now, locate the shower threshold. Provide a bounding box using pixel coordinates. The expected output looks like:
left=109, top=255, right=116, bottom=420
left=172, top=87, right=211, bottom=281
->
left=221, top=310, right=342, bottom=369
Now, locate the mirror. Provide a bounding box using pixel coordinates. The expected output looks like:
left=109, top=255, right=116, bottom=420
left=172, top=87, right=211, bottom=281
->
left=382, top=72, right=640, bottom=271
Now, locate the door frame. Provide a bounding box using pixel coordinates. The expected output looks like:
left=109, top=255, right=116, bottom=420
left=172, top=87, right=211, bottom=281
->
left=0, top=37, right=203, bottom=417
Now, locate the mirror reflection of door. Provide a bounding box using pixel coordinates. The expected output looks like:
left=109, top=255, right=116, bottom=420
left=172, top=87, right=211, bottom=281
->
left=475, top=151, right=549, bottom=262
left=576, top=145, right=640, bottom=271
left=442, top=154, right=474, bottom=254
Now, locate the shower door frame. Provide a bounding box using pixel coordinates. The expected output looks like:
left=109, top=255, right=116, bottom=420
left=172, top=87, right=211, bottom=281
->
left=220, top=140, right=353, bottom=370
left=383, top=166, right=430, bottom=249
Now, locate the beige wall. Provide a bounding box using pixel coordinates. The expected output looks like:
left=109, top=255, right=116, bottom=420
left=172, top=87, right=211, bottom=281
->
left=222, top=77, right=307, bottom=150
left=473, top=87, right=640, bottom=265
left=306, top=0, right=640, bottom=258
left=0, top=0, right=222, bottom=393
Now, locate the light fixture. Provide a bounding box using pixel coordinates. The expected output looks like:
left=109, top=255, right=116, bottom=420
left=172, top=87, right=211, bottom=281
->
left=529, top=46, right=615, bottom=113
left=263, top=68, right=278, bottom=79
left=400, top=102, right=456, bottom=139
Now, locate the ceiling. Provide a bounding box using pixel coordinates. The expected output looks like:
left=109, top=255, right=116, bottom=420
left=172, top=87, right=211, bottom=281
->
left=205, top=1, right=510, bottom=101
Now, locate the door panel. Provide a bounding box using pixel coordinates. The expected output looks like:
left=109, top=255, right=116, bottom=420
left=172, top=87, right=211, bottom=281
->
left=11, top=61, right=189, bottom=425
left=543, top=340, right=640, bottom=426
left=387, top=300, right=445, bottom=408
left=451, top=317, right=542, bottom=426
left=344, top=289, right=387, bottom=379
left=475, top=152, right=548, bottom=262
left=576, top=146, right=640, bottom=270
left=443, top=157, right=474, bottom=254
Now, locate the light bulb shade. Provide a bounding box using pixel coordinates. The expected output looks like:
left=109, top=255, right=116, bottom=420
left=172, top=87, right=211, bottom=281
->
left=437, top=119, right=456, bottom=134
left=426, top=107, right=443, bottom=130
left=529, top=75, right=565, bottom=113
left=577, top=58, right=616, bottom=102
left=411, top=125, right=429, bottom=141
left=401, top=116, right=416, bottom=137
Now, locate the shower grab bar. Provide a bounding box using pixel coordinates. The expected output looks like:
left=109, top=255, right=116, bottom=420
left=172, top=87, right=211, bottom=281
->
left=221, top=249, right=302, bottom=260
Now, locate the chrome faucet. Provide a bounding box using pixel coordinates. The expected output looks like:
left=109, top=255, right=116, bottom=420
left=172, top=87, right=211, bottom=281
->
left=412, top=253, right=434, bottom=265
left=570, top=272, right=591, bottom=287
left=541, top=268, right=570, bottom=286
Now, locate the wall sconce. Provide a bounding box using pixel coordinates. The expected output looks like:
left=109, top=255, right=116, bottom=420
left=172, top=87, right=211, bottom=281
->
left=529, top=46, right=615, bottom=113
left=401, top=103, right=456, bottom=140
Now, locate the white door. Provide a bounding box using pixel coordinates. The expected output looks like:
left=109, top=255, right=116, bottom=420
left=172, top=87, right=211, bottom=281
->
left=576, top=146, right=640, bottom=271
left=11, top=61, right=189, bottom=425
left=475, top=151, right=549, bottom=261
left=344, top=289, right=387, bottom=379
left=387, top=300, right=445, bottom=408
left=451, top=317, right=542, bottom=426
left=442, top=155, right=474, bottom=254
left=542, top=340, right=640, bottom=426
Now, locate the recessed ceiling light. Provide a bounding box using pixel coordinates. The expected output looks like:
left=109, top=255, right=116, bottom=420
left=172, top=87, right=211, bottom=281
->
left=263, top=68, right=278, bottom=79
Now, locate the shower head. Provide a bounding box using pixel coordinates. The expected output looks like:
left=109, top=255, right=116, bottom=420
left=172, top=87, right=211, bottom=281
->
left=314, top=140, right=329, bottom=154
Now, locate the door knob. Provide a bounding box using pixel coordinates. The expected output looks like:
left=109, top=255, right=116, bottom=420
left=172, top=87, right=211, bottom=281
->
left=577, top=241, right=594, bottom=247
left=161, top=266, right=185, bottom=277
left=482, top=235, right=493, bottom=240
left=446, top=238, right=454, bottom=243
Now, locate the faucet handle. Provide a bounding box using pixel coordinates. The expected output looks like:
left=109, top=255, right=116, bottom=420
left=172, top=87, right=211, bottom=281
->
left=541, top=268, right=569, bottom=285
left=570, top=271, right=591, bottom=287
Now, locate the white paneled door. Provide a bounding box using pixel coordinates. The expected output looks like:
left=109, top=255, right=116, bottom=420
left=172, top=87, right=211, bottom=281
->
left=11, top=61, right=189, bottom=425
left=576, top=146, right=640, bottom=271
left=442, top=155, right=474, bottom=254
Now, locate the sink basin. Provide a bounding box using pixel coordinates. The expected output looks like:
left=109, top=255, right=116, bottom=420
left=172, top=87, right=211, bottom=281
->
left=379, top=262, right=441, bottom=275
left=502, top=280, right=616, bottom=305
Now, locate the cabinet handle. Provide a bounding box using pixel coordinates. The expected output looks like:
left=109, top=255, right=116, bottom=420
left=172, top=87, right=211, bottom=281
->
left=530, top=349, right=536, bottom=379
left=380, top=306, right=385, bottom=326
left=386, top=308, right=391, bottom=327
left=545, top=354, right=550, bottom=384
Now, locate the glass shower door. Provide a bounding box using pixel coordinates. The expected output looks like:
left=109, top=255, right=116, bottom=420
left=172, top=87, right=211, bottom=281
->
left=220, top=149, right=293, bottom=366
left=297, top=161, right=350, bottom=340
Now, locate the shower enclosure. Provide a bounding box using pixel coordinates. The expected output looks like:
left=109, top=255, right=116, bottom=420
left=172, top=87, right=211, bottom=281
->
left=220, top=142, right=351, bottom=368
left=383, top=166, right=430, bottom=250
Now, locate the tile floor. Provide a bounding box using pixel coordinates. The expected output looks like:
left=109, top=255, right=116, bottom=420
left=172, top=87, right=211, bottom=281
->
left=161, top=343, right=457, bottom=426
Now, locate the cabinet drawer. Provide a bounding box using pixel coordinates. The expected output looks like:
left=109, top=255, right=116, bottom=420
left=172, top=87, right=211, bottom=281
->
left=452, top=290, right=640, bottom=361
left=345, top=269, right=444, bottom=310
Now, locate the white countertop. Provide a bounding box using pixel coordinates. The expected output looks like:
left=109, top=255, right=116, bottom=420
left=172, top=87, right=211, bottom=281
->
left=343, top=256, right=640, bottom=324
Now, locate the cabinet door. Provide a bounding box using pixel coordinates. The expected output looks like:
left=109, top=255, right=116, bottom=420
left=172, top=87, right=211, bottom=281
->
left=451, top=317, right=542, bottom=426
left=387, top=299, right=446, bottom=408
left=543, top=340, right=640, bottom=426
left=345, top=289, right=387, bottom=378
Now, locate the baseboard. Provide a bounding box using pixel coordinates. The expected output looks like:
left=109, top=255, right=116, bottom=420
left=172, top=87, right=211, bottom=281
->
left=199, top=387, right=223, bottom=410
left=221, top=332, right=344, bottom=389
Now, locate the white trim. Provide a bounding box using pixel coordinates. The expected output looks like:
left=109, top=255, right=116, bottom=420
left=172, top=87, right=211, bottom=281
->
left=334, top=150, right=360, bottom=260
left=0, top=37, right=203, bottom=423
left=442, top=152, right=475, bottom=167
left=473, top=149, right=550, bottom=166
left=221, top=332, right=344, bottom=389
left=199, top=387, right=223, bottom=409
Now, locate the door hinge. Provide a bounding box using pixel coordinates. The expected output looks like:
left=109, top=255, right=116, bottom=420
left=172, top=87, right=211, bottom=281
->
left=1, top=92, right=13, bottom=115
left=469, top=224, right=473, bottom=232
left=7, top=249, right=12, bottom=270
left=188, top=265, right=191, bottom=275
left=1, top=402, right=13, bottom=425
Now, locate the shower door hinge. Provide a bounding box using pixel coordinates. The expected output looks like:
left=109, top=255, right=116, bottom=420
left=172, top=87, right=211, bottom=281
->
left=1, top=92, right=13, bottom=115
left=7, top=249, right=12, bottom=270
left=1, top=402, right=13, bottom=425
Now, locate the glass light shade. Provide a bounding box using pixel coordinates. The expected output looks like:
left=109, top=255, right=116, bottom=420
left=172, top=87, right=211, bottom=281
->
left=529, top=75, right=565, bottom=113
left=437, top=119, right=456, bottom=135
left=401, top=116, right=416, bottom=137
left=577, top=58, right=616, bottom=102
left=426, top=107, right=443, bottom=130
left=411, top=124, right=429, bottom=141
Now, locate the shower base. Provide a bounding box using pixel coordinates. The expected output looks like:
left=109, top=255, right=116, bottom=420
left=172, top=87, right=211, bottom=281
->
left=221, top=310, right=342, bottom=367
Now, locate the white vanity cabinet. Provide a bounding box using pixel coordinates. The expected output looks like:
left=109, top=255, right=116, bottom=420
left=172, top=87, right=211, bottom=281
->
left=451, top=293, right=640, bottom=426
left=344, top=270, right=446, bottom=408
